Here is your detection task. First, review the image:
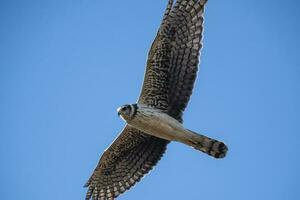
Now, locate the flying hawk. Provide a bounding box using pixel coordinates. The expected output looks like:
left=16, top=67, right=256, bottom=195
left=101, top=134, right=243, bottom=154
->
left=85, top=0, right=228, bottom=199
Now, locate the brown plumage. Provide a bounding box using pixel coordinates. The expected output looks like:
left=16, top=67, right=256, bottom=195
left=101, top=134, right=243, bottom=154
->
left=139, top=0, right=206, bottom=122
left=85, top=126, right=168, bottom=200
left=85, top=1, right=227, bottom=199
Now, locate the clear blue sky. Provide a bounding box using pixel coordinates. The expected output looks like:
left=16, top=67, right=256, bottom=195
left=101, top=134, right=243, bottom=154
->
left=1, top=0, right=299, bottom=199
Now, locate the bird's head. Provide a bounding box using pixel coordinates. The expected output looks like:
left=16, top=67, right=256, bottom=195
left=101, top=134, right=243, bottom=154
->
left=117, top=104, right=137, bottom=122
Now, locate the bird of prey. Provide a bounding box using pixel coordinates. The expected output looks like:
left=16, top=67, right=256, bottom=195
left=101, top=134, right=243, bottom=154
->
left=85, top=0, right=228, bottom=199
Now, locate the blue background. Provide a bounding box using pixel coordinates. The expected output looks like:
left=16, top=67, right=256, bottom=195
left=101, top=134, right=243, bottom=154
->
left=1, top=0, right=299, bottom=199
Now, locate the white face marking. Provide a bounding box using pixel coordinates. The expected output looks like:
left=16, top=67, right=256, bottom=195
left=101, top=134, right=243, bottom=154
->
left=117, top=106, right=126, bottom=121
left=129, top=104, right=135, bottom=119
left=117, top=104, right=137, bottom=122
left=117, top=107, right=121, bottom=113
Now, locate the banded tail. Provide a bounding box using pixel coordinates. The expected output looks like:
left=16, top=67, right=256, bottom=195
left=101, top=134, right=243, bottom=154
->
left=184, top=129, right=228, bottom=159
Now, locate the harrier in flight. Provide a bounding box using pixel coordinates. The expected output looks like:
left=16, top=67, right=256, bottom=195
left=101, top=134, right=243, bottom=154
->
left=85, top=0, right=228, bottom=199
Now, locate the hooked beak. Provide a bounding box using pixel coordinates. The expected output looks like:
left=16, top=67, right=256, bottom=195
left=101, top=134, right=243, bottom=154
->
left=117, top=107, right=121, bottom=117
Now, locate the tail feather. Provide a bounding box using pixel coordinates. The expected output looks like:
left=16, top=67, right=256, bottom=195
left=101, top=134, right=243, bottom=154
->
left=186, top=130, right=228, bottom=159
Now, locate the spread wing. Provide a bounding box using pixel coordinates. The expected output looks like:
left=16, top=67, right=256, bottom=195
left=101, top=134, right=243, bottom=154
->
left=85, top=126, right=168, bottom=200
left=139, top=0, right=207, bottom=121
left=85, top=1, right=207, bottom=199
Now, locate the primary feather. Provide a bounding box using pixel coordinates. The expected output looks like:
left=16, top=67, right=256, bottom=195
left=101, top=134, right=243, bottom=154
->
left=85, top=1, right=209, bottom=199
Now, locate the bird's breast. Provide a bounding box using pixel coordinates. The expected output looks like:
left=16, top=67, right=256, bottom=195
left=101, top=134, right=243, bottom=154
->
left=128, top=108, right=183, bottom=141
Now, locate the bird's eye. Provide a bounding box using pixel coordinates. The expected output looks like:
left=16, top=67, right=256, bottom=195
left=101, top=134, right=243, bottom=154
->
left=121, top=107, right=127, bottom=111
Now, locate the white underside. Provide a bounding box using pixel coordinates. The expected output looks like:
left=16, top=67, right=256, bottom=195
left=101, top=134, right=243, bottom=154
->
left=127, top=105, right=194, bottom=144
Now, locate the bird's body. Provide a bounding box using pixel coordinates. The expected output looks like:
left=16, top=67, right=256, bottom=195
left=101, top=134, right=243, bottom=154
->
left=118, top=104, right=180, bottom=141
left=119, top=104, right=227, bottom=158
left=85, top=0, right=228, bottom=199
